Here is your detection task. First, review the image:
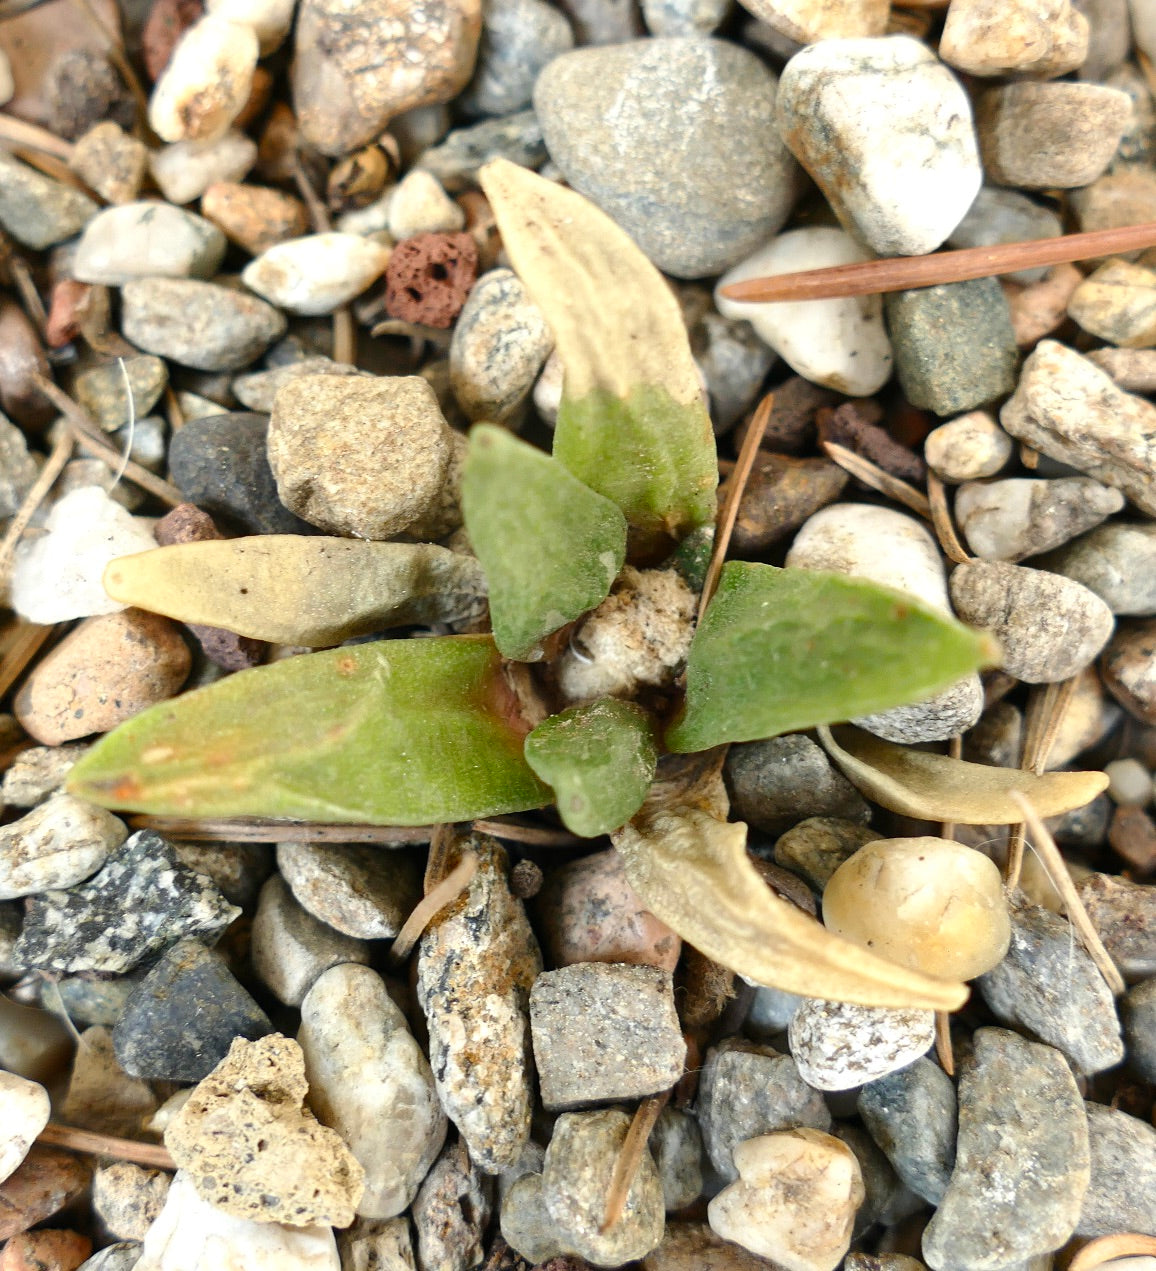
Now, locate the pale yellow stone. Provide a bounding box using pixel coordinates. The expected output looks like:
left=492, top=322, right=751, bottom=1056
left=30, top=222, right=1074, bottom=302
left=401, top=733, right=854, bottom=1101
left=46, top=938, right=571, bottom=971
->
left=736, top=0, right=889, bottom=43
left=1069, top=259, right=1156, bottom=348
left=940, top=0, right=1088, bottom=78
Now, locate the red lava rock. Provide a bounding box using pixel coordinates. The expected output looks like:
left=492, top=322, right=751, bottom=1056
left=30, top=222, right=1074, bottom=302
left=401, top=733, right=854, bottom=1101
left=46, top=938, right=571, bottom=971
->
left=141, top=0, right=203, bottom=82
left=0, top=1229, right=92, bottom=1271
left=44, top=280, right=90, bottom=349
left=0, top=1148, right=90, bottom=1242
left=817, top=400, right=926, bottom=484
left=384, top=231, right=478, bottom=329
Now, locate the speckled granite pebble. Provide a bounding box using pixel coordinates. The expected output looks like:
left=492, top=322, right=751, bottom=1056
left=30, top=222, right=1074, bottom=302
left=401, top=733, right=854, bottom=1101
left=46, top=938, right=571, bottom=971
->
left=788, top=999, right=935, bottom=1093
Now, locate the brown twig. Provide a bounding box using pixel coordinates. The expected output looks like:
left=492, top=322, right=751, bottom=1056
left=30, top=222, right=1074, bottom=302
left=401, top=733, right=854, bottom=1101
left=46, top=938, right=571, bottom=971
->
left=600, top=1090, right=670, bottom=1234
left=927, top=471, right=971, bottom=565
left=1068, top=1233, right=1156, bottom=1271
left=0, top=621, right=59, bottom=700
left=822, top=441, right=932, bottom=520
left=164, top=386, right=185, bottom=433
left=127, top=815, right=435, bottom=844
left=718, top=222, right=1156, bottom=304
left=389, top=848, right=478, bottom=966
left=8, top=254, right=50, bottom=340
left=0, top=115, right=75, bottom=161
left=934, top=1010, right=955, bottom=1077
left=73, top=0, right=152, bottom=143
left=0, top=426, right=74, bottom=586
left=471, top=818, right=583, bottom=846
left=37, top=1122, right=175, bottom=1170
left=698, top=392, right=772, bottom=624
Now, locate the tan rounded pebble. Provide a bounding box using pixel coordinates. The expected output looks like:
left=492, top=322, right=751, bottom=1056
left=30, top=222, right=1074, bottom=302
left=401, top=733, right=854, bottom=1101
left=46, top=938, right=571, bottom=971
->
left=1106, top=757, right=1154, bottom=806
left=924, top=411, right=1013, bottom=483
left=93, top=1162, right=172, bottom=1241
left=0, top=1147, right=90, bottom=1242
left=14, top=609, right=191, bottom=746
left=388, top=169, right=465, bottom=239
left=165, top=1034, right=365, bottom=1227
left=206, top=0, right=295, bottom=52
left=242, top=233, right=391, bottom=315
left=0, top=47, right=12, bottom=104
left=707, top=1129, right=864, bottom=1271
left=201, top=181, right=309, bottom=255
left=268, top=374, right=453, bottom=539
left=1103, top=619, right=1156, bottom=724
left=0, top=1072, right=50, bottom=1185
left=1069, top=258, right=1156, bottom=348
left=150, top=131, right=256, bottom=205
left=148, top=13, right=258, bottom=143
left=69, top=122, right=147, bottom=204
left=939, top=0, right=1088, bottom=77
left=0, top=1229, right=92, bottom=1271
left=823, top=837, right=1011, bottom=981
left=1007, top=262, right=1083, bottom=349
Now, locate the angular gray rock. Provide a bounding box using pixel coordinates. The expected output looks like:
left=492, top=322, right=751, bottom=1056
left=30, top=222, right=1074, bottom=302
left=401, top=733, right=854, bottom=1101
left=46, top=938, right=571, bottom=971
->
left=1041, top=521, right=1156, bottom=615
left=276, top=841, right=423, bottom=939
left=1077, top=1102, right=1156, bottom=1237
left=858, top=1058, right=957, bottom=1205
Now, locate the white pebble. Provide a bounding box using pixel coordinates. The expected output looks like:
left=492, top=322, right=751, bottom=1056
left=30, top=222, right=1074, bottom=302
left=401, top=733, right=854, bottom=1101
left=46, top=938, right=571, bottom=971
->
left=0, top=1071, right=51, bottom=1184
left=1106, top=758, right=1153, bottom=807
left=242, top=233, right=391, bottom=315
left=9, top=487, right=158, bottom=625
left=149, top=15, right=259, bottom=144
left=532, top=348, right=564, bottom=429
left=716, top=228, right=893, bottom=397
left=788, top=998, right=936, bottom=1091
left=924, top=411, right=1014, bottom=482
left=336, top=188, right=396, bottom=237
left=0, top=793, right=126, bottom=900
left=387, top=170, right=465, bottom=240
left=207, top=0, right=297, bottom=54
left=72, top=202, right=227, bottom=286
left=150, top=132, right=257, bottom=206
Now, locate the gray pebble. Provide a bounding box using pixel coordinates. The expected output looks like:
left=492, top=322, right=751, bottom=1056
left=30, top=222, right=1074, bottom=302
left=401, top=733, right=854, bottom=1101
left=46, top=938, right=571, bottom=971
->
left=652, top=1107, right=703, bottom=1212
left=643, top=0, right=731, bottom=35
left=1076, top=871, right=1156, bottom=978
left=232, top=356, right=366, bottom=413
left=745, top=985, right=804, bottom=1037
left=1077, top=1102, right=1156, bottom=1237
left=0, top=150, right=97, bottom=250
left=460, top=0, right=574, bottom=118
left=450, top=268, right=552, bottom=425
left=774, top=816, right=877, bottom=891
left=949, top=560, right=1115, bottom=684
left=1041, top=521, right=1156, bottom=615
left=121, top=278, right=286, bottom=373
left=696, top=1038, right=831, bottom=1183
left=1079, top=0, right=1131, bottom=81
left=0, top=413, right=41, bottom=520
left=276, top=842, right=422, bottom=939
left=725, top=734, right=870, bottom=837
left=954, top=477, right=1124, bottom=562
left=412, top=1139, right=493, bottom=1271
left=416, top=110, right=547, bottom=192
left=250, top=873, right=370, bottom=1007
left=788, top=998, right=935, bottom=1093
left=75, top=356, right=168, bottom=434
left=1, top=745, right=88, bottom=808
left=835, top=1122, right=915, bottom=1237
left=858, top=1058, right=957, bottom=1206
left=1123, top=978, right=1156, bottom=1082
left=921, top=1029, right=1090, bottom=1271
left=500, top=1172, right=564, bottom=1264
left=76, top=1245, right=142, bottom=1271
left=695, top=311, right=776, bottom=435
left=885, top=278, right=1019, bottom=416
left=534, top=38, right=799, bottom=279
left=0, top=793, right=126, bottom=901
left=977, top=898, right=1124, bottom=1076
left=73, top=202, right=226, bottom=285
left=963, top=700, right=1022, bottom=769
left=530, top=962, right=685, bottom=1110
left=855, top=674, right=985, bottom=747
left=948, top=186, right=1063, bottom=285
left=53, top=974, right=139, bottom=1029
left=170, top=841, right=272, bottom=909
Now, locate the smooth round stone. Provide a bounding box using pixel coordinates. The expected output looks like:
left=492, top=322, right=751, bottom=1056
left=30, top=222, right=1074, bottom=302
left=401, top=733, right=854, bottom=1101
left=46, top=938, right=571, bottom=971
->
left=534, top=38, right=800, bottom=279
left=954, top=476, right=1124, bottom=561
left=788, top=999, right=935, bottom=1092
left=948, top=187, right=1063, bottom=285
left=242, top=234, right=390, bottom=315
left=71, top=201, right=226, bottom=285
left=206, top=0, right=296, bottom=53
left=148, top=14, right=258, bottom=143
left=1069, top=259, right=1156, bottom=347
left=708, top=1129, right=864, bottom=1271
left=0, top=151, right=97, bottom=251
left=276, top=842, right=423, bottom=939
left=0, top=1073, right=51, bottom=1186
left=459, top=0, right=574, bottom=116
left=716, top=228, right=893, bottom=397
left=1106, top=757, right=1154, bottom=806
left=950, top=559, right=1115, bottom=683
left=939, top=0, right=1089, bottom=77
left=1043, top=521, right=1156, bottom=615
left=975, top=82, right=1130, bottom=188
left=122, top=278, right=286, bottom=372
left=387, top=170, right=464, bottom=240
left=823, top=838, right=1011, bottom=981
left=924, top=411, right=1014, bottom=483
left=202, top=182, right=310, bottom=256
left=150, top=131, right=257, bottom=206
left=777, top=36, right=980, bottom=257
left=0, top=793, right=126, bottom=900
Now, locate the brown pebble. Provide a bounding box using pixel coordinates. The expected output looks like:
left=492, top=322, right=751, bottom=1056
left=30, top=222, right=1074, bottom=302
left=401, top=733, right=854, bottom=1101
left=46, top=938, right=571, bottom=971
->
left=384, top=231, right=478, bottom=329
left=44, top=280, right=90, bottom=348
left=154, top=501, right=222, bottom=547
left=327, top=145, right=390, bottom=212
left=14, top=609, right=191, bottom=746
left=817, top=400, right=926, bottom=483
left=734, top=375, right=839, bottom=455
left=0, top=1229, right=92, bottom=1271
left=255, top=101, right=300, bottom=185
left=201, top=181, right=310, bottom=256
left=0, top=1148, right=90, bottom=1242
left=1109, top=804, right=1156, bottom=874
left=509, top=858, right=543, bottom=900
left=141, top=0, right=203, bottom=81
left=1004, top=263, right=1082, bottom=349
left=1102, top=619, right=1156, bottom=725
left=233, top=65, right=274, bottom=132
left=0, top=298, right=52, bottom=429
left=728, top=453, right=849, bottom=555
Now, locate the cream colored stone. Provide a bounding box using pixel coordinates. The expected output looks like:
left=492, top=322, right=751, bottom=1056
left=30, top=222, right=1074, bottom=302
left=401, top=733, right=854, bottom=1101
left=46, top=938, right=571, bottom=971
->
left=387, top=170, right=464, bottom=240
left=1069, top=259, right=1156, bottom=348
left=924, top=411, right=1013, bottom=483
left=735, top=0, right=889, bottom=43
left=940, top=0, right=1088, bottom=77
left=149, top=15, right=259, bottom=143
left=207, top=0, right=296, bottom=53
left=0, top=1071, right=50, bottom=1184
left=150, top=132, right=257, bottom=206
left=242, top=233, right=390, bottom=315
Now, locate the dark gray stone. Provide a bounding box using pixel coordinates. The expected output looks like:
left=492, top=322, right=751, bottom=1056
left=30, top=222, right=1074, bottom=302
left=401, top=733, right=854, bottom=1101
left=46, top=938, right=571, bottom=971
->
left=417, top=111, right=548, bottom=192
left=978, top=898, right=1124, bottom=1075
left=1122, top=978, right=1156, bottom=1082
left=859, top=1058, right=957, bottom=1205
left=113, top=938, right=271, bottom=1082
left=0, top=150, right=98, bottom=249
left=885, top=278, right=1019, bottom=416
left=835, top=1122, right=916, bottom=1237
left=774, top=816, right=877, bottom=891
left=1076, top=1102, right=1156, bottom=1237
left=460, top=0, right=574, bottom=118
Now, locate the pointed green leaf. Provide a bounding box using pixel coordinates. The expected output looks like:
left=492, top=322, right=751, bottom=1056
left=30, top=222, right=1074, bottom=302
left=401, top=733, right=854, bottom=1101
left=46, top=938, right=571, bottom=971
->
left=524, top=700, right=658, bottom=838
left=461, top=423, right=626, bottom=661
left=67, top=636, right=551, bottom=824
left=103, top=537, right=486, bottom=646
left=479, top=159, right=717, bottom=537
left=666, top=562, right=997, bottom=752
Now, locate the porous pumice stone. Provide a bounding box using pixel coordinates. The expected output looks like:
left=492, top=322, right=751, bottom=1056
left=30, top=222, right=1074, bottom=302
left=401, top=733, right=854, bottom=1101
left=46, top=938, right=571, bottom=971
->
left=822, top=837, right=1012, bottom=981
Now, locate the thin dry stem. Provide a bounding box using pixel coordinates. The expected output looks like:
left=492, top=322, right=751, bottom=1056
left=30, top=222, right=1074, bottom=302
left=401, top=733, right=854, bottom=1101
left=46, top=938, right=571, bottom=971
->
left=127, top=815, right=434, bottom=844
left=292, top=153, right=358, bottom=372
left=1011, top=791, right=1126, bottom=996
left=927, top=471, right=971, bottom=565
left=822, top=441, right=932, bottom=520
left=0, top=115, right=74, bottom=161
left=720, top=221, right=1156, bottom=304
left=389, top=849, right=478, bottom=965
left=38, top=1122, right=175, bottom=1170
left=698, top=392, right=772, bottom=624
left=934, top=1010, right=955, bottom=1077
left=164, top=386, right=185, bottom=433
left=423, top=822, right=456, bottom=894
left=8, top=254, right=50, bottom=339
left=0, top=621, right=57, bottom=700
left=600, top=1090, right=670, bottom=1234
left=0, top=426, right=74, bottom=585
left=471, top=818, right=583, bottom=846
left=333, top=307, right=356, bottom=365
left=1068, top=1233, right=1156, bottom=1271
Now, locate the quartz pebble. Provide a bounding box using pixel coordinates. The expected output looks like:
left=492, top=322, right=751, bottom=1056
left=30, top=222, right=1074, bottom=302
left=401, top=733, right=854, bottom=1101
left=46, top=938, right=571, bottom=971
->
left=10, top=485, right=158, bottom=625
left=460, top=0, right=575, bottom=116
left=0, top=1073, right=50, bottom=1186
left=924, top=412, right=1013, bottom=483
left=201, top=181, right=310, bottom=255
left=112, top=938, right=271, bottom=1081
left=949, top=187, right=1063, bottom=286
left=77, top=1243, right=142, bottom=1271
left=921, top=1029, right=1090, bottom=1271
left=76, top=356, right=168, bottom=432
left=858, top=1058, right=957, bottom=1205
left=166, top=1034, right=365, bottom=1227
left=417, top=835, right=541, bottom=1173
left=535, top=38, right=799, bottom=278
left=1070, top=258, right=1156, bottom=347
left=0, top=1230, right=92, bottom=1271
left=206, top=0, right=295, bottom=53
left=450, top=267, right=552, bottom=424
left=268, top=374, right=452, bottom=538
left=122, top=278, right=286, bottom=372
left=150, top=132, right=256, bottom=206
left=0, top=793, right=126, bottom=900
left=939, top=0, right=1089, bottom=77
left=242, top=234, right=391, bottom=315
left=737, top=0, right=886, bottom=40
left=788, top=999, right=935, bottom=1092
left=0, top=1147, right=90, bottom=1242
left=696, top=1039, right=831, bottom=1183
left=411, top=1140, right=492, bottom=1271
left=60, top=1026, right=158, bottom=1139
left=250, top=875, right=370, bottom=1007
left=277, top=842, right=422, bottom=939
left=975, top=82, right=1130, bottom=188
left=978, top=898, right=1124, bottom=1075
left=134, top=1171, right=340, bottom=1271
left=716, top=228, right=892, bottom=397
left=530, top=963, right=685, bottom=1109
left=14, top=609, right=190, bottom=746
left=777, top=36, right=980, bottom=258
left=1077, top=1102, right=1156, bottom=1236
left=708, top=1129, right=864, bottom=1271
left=0, top=151, right=97, bottom=251
left=388, top=170, right=464, bottom=239
left=148, top=14, right=258, bottom=143
left=298, top=964, right=446, bottom=1220
left=93, top=1163, right=171, bottom=1242
left=954, top=477, right=1124, bottom=561
left=949, top=559, right=1115, bottom=683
